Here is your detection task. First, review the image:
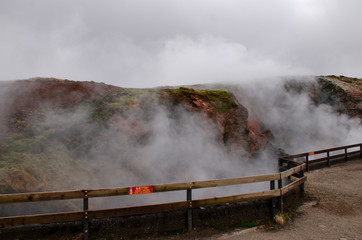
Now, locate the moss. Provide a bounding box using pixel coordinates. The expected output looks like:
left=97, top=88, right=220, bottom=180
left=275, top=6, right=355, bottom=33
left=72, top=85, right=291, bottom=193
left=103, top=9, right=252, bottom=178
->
left=169, top=87, right=237, bottom=113
left=3, top=138, right=42, bottom=153
left=3, top=133, right=27, bottom=141
left=90, top=88, right=159, bottom=121
left=212, top=225, right=222, bottom=229
left=321, top=80, right=345, bottom=94
left=201, top=90, right=238, bottom=112
left=2, top=151, right=25, bottom=163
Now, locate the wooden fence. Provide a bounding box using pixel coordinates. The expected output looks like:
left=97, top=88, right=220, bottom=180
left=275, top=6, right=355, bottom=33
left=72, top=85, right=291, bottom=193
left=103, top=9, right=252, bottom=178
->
left=279, top=143, right=362, bottom=171
left=0, top=142, right=361, bottom=240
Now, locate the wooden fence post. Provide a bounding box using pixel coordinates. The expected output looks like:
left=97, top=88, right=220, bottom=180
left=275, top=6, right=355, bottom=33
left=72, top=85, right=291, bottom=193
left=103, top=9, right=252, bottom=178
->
left=278, top=176, right=283, bottom=214
left=327, top=151, right=330, bottom=167
left=287, top=161, right=292, bottom=180
left=300, top=170, right=305, bottom=194
left=187, top=188, right=192, bottom=231
left=270, top=181, right=276, bottom=221
left=83, top=190, right=89, bottom=240
left=278, top=158, right=283, bottom=171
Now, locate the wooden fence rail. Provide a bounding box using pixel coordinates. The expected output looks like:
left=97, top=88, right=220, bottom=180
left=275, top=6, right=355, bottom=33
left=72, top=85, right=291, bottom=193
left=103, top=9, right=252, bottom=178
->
left=0, top=165, right=306, bottom=229
left=279, top=143, right=362, bottom=171
left=0, top=173, right=282, bottom=204
left=0, top=142, right=360, bottom=240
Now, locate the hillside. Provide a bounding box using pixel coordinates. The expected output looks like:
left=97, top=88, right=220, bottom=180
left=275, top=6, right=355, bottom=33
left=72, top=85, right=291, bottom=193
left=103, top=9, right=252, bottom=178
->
left=0, top=76, right=360, bottom=198
left=284, top=75, right=361, bottom=120
left=0, top=78, right=266, bottom=195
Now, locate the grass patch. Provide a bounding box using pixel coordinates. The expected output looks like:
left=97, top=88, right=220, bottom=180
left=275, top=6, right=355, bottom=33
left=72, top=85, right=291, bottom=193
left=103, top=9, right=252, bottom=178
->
left=283, top=208, right=297, bottom=219
left=169, top=87, right=237, bottom=112
left=231, top=220, right=261, bottom=228
left=211, top=224, right=223, bottom=230
left=90, top=88, right=159, bottom=121
left=4, top=138, right=39, bottom=153
left=265, top=219, right=277, bottom=228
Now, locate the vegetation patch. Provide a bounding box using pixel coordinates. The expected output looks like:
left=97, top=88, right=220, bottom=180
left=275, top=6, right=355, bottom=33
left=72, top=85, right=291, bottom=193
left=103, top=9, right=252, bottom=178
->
left=168, top=87, right=238, bottom=112
left=90, top=88, right=159, bottom=121
left=322, top=80, right=345, bottom=94
left=326, top=75, right=362, bottom=86
left=211, top=224, right=223, bottom=230
left=231, top=220, right=261, bottom=228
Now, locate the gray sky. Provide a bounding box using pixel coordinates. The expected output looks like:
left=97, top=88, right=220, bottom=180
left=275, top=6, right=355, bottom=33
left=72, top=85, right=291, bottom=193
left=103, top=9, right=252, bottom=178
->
left=1, top=0, right=361, bottom=87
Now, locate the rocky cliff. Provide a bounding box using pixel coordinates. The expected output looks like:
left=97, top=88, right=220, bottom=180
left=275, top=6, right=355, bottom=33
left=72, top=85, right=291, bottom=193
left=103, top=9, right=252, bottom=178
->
left=285, top=75, right=361, bottom=120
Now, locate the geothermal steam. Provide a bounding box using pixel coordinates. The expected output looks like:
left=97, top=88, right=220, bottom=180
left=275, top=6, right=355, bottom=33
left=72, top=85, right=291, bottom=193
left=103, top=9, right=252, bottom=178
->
left=232, top=77, right=362, bottom=154
left=0, top=76, right=361, bottom=215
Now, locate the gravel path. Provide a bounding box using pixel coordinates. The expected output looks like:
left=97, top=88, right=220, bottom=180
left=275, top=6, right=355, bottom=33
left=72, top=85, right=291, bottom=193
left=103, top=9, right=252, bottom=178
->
left=214, top=159, right=362, bottom=240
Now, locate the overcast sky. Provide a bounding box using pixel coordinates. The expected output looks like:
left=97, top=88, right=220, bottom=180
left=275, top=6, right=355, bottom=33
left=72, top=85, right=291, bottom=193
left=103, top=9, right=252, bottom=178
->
left=1, top=0, right=361, bottom=87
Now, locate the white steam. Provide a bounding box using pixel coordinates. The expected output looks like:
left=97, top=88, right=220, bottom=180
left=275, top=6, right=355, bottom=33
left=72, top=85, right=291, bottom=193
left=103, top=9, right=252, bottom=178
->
left=232, top=77, right=362, bottom=154
left=0, top=76, right=361, bottom=215
left=0, top=102, right=275, bottom=214
left=38, top=105, right=274, bottom=191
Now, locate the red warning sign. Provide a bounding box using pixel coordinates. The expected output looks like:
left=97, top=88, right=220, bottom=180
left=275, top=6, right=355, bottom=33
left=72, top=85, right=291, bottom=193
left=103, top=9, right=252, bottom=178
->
left=128, top=186, right=153, bottom=195
left=309, top=152, right=315, bottom=156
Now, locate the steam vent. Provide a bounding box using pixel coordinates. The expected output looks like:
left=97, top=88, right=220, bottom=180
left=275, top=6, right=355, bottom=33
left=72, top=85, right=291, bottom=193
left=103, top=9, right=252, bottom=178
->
left=0, top=75, right=360, bottom=195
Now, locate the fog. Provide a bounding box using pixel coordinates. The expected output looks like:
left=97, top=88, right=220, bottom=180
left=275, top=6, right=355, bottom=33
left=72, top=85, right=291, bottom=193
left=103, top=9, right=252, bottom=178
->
left=0, top=90, right=276, bottom=215
left=35, top=103, right=275, bottom=190
left=1, top=0, right=362, bottom=87
left=232, top=77, right=362, bottom=154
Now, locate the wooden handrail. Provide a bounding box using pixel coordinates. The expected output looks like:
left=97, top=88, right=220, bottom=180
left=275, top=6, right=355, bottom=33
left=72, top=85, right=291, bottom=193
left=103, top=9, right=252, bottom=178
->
left=281, top=143, right=361, bottom=160
left=0, top=175, right=309, bottom=228
left=0, top=189, right=282, bottom=228
left=279, top=143, right=361, bottom=172
left=281, top=164, right=306, bottom=179
left=0, top=164, right=305, bottom=227
left=281, top=176, right=307, bottom=195
left=0, top=173, right=282, bottom=204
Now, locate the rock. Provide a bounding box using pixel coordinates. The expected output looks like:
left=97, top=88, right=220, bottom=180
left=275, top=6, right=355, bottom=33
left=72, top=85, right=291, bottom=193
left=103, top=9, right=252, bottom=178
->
left=160, top=87, right=255, bottom=157
left=275, top=214, right=287, bottom=225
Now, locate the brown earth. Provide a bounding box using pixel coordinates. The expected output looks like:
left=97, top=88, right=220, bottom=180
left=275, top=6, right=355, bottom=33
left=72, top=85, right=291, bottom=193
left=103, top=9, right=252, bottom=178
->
left=0, top=77, right=120, bottom=132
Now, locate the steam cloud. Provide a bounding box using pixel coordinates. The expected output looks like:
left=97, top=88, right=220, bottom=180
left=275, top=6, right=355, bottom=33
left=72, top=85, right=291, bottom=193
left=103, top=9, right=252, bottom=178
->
left=232, top=77, right=362, bottom=154
left=0, top=89, right=274, bottom=215
left=35, top=104, right=275, bottom=188
left=0, top=76, right=361, bottom=216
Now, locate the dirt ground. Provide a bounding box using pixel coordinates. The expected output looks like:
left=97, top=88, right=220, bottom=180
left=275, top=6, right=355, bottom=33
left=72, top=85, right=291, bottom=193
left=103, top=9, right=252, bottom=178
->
left=148, top=159, right=362, bottom=240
